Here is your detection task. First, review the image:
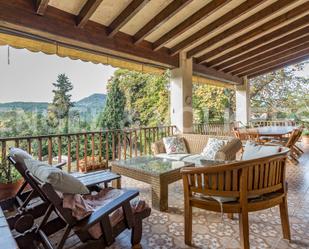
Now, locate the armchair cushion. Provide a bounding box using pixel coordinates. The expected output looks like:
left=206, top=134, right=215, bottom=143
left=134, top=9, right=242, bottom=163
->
left=9, top=147, right=33, bottom=163
left=242, top=141, right=281, bottom=160
left=25, top=159, right=89, bottom=195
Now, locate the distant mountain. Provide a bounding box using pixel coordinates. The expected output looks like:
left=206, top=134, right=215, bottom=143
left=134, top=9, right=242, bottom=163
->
left=0, top=94, right=107, bottom=116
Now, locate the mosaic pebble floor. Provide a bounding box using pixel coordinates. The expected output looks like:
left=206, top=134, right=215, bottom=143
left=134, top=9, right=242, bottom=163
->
left=50, top=144, right=309, bottom=249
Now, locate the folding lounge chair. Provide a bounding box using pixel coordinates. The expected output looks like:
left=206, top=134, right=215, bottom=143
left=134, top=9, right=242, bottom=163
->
left=3, top=149, right=120, bottom=236
left=18, top=169, right=151, bottom=249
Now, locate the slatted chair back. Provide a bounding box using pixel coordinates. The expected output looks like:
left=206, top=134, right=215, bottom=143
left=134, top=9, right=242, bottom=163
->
left=285, top=129, right=300, bottom=148
left=182, top=149, right=289, bottom=202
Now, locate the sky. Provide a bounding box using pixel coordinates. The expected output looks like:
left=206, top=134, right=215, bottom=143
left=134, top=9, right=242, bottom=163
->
left=0, top=46, right=116, bottom=103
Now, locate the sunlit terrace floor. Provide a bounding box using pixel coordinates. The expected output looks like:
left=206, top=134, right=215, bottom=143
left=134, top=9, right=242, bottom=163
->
left=50, top=144, right=309, bottom=249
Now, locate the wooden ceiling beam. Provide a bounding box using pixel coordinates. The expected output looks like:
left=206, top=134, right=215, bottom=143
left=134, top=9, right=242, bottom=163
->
left=169, top=0, right=268, bottom=56
left=193, top=63, right=243, bottom=85
left=197, top=2, right=309, bottom=65
left=203, top=15, right=309, bottom=68
left=237, top=46, right=309, bottom=76
left=188, top=0, right=298, bottom=58
left=0, top=0, right=177, bottom=68
left=133, top=0, right=192, bottom=45
left=107, top=0, right=149, bottom=38
left=76, top=0, right=103, bottom=28
left=224, top=35, right=309, bottom=73
left=152, top=0, right=232, bottom=51
left=35, top=0, right=49, bottom=15
left=248, top=54, right=309, bottom=78
left=215, top=26, right=309, bottom=71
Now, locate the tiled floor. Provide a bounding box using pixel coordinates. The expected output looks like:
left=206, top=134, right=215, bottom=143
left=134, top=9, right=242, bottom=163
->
left=52, top=144, right=309, bottom=249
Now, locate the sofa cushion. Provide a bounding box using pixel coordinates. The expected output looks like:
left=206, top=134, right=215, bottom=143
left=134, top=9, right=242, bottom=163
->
left=25, top=159, right=89, bottom=194
left=201, top=138, right=227, bottom=160
left=242, top=141, right=281, bottom=160
left=155, top=153, right=191, bottom=161
left=163, top=136, right=188, bottom=154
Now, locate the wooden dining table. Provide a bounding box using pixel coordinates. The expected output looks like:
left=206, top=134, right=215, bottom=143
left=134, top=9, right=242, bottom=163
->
left=257, top=126, right=297, bottom=138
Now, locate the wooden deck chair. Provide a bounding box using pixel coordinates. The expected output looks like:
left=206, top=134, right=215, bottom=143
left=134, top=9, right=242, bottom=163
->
left=4, top=149, right=120, bottom=236
left=24, top=169, right=151, bottom=249
left=181, top=149, right=291, bottom=249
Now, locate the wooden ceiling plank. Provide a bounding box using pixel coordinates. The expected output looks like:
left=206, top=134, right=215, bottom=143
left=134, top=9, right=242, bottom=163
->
left=169, top=0, right=268, bottom=56
left=197, top=2, right=309, bottom=65
left=224, top=35, right=309, bottom=73
left=215, top=26, right=309, bottom=71
left=35, top=0, right=49, bottom=15
left=152, top=0, right=232, bottom=51
left=76, top=0, right=103, bottom=28
left=188, top=0, right=298, bottom=58
left=133, top=0, right=192, bottom=45
left=236, top=45, right=309, bottom=76
left=248, top=54, right=309, bottom=78
left=107, top=0, right=149, bottom=38
left=203, top=15, right=309, bottom=68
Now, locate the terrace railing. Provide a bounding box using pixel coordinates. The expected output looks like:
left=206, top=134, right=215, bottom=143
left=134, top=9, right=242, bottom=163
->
left=193, top=122, right=239, bottom=136
left=0, top=125, right=177, bottom=173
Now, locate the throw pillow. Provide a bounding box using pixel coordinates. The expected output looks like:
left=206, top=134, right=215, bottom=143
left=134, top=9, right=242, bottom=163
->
left=25, top=159, right=89, bottom=194
left=242, top=141, right=281, bottom=160
left=163, top=136, right=188, bottom=154
left=201, top=138, right=227, bottom=160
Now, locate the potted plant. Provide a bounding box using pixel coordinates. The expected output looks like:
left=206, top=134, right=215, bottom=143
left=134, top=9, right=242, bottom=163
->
left=0, top=161, right=23, bottom=201
left=302, top=130, right=309, bottom=145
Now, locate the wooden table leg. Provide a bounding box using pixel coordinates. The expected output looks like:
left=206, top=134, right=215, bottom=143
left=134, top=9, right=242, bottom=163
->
left=151, top=182, right=168, bottom=211
left=112, top=177, right=121, bottom=189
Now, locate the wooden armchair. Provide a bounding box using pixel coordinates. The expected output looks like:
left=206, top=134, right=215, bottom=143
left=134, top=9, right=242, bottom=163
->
left=181, top=149, right=290, bottom=249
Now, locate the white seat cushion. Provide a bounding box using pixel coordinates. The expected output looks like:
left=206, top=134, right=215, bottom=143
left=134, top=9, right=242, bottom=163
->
left=242, top=141, right=281, bottom=160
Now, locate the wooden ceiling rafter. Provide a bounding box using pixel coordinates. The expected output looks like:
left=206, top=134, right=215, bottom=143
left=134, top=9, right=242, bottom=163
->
left=237, top=46, right=309, bottom=76
left=107, top=0, right=149, bottom=38
left=152, top=0, right=232, bottom=51
left=214, top=26, right=309, bottom=71
left=224, top=35, right=309, bottom=73
left=203, top=15, right=309, bottom=68
left=188, top=0, right=298, bottom=58
left=196, top=1, right=309, bottom=64
left=133, top=0, right=192, bottom=45
left=76, top=0, right=103, bottom=28
left=169, top=0, right=268, bottom=56
left=247, top=54, right=309, bottom=78
left=35, top=0, right=49, bottom=15
left=0, top=0, right=243, bottom=85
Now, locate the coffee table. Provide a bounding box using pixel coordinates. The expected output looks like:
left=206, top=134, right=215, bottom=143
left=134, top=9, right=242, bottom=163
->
left=111, top=156, right=194, bottom=211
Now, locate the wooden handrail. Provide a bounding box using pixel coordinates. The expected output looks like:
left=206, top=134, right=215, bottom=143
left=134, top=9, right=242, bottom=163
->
left=0, top=125, right=177, bottom=173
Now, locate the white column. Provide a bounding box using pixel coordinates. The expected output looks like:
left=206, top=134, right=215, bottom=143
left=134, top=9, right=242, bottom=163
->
left=170, top=52, right=193, bottom=133
left=236, top=77, right=250, bottom=126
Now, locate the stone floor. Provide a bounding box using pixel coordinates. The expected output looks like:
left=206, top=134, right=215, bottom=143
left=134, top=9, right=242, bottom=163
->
left=51, top=144, right=309, bottom=249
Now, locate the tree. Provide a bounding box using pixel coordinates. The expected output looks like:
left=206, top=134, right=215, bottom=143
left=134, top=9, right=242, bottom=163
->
left=98, top=75, right=126, bottom=129
left=48, top=74, right=74, bottom=133
left=249, top=62, right=309, bottom=120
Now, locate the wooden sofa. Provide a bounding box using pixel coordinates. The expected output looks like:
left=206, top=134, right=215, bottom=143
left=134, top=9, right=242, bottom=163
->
left=151, top=133, right=242, bottom=163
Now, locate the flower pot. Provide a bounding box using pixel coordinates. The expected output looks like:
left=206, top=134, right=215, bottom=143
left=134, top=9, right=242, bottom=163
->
left=302, top=135, right=309, bottom=145
left=0, top=179, right=23, bottom=201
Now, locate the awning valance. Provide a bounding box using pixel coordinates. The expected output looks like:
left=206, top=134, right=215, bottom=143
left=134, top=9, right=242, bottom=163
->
left=0, top=32, right=233, bottom=88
